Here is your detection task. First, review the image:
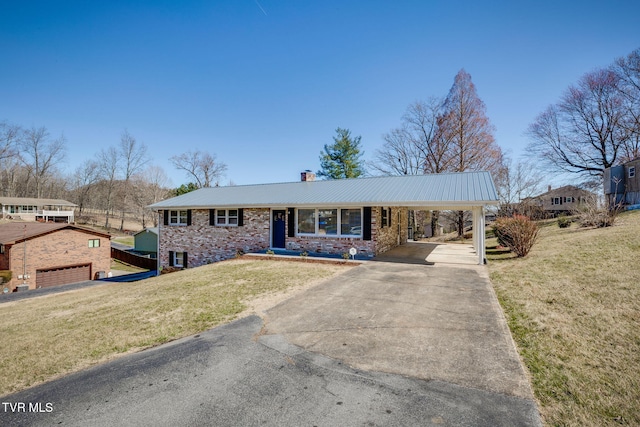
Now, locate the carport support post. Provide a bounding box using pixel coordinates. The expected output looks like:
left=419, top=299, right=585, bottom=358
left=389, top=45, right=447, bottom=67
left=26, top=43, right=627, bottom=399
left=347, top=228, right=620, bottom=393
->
left=472, top=206, right=486, bottom=265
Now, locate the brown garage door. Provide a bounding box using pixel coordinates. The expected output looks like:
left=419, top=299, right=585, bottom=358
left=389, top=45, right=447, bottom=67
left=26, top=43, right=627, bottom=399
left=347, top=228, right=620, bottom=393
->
left=36, top=264, right=91, bottom=288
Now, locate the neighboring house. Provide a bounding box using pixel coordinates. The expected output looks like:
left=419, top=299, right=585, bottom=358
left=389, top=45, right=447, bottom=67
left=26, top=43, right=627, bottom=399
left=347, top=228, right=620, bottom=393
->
left=0, top=223, right=111, bottom=292
left=149, top=171, right=499, bottom=267
left=526, top=185, right=593, bottom=217
left=604, top=158, right=640, bottom=207
left=133, top=227, right=158, bottom=255
left=0, top=197, right=77, bottom=223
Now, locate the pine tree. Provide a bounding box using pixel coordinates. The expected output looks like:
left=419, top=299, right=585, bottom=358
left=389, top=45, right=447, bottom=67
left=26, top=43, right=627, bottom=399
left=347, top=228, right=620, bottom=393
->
left=317, top=128, right=365, bottom=179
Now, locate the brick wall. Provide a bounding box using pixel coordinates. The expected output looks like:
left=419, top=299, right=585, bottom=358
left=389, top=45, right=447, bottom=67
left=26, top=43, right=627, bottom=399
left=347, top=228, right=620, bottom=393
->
left=285, top=236, right=375, bottom=256
left=373, top=207, right=408, bottom=254
left=5, top=229, right=110, bottom=291
left=159, top=206, right=410, bottom=268
left=159, top=208, right=271, bottom=269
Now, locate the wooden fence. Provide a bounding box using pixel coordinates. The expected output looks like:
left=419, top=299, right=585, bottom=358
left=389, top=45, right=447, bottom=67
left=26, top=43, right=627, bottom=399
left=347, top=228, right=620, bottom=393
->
left=111, top=248, right=157, bottom=271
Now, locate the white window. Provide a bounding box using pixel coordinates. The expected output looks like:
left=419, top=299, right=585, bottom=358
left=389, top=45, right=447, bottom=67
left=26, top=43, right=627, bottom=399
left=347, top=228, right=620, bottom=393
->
left=216, top=209, right=239, bottom=226
left=88, top=239, right=100, bottom=248
left=630, top=166, right=636, bottom=178
left=173, top=252, right=185, bottom=267
left=296, top=208, right=362, bottom=237
left=169, top=210, right=188, bottom=225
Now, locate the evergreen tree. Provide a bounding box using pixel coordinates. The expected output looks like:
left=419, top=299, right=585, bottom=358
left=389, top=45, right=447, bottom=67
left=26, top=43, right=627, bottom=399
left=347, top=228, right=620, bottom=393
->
left=175, top=182, right=198, bottom=196
left=317, top=128, right=365, bottom=179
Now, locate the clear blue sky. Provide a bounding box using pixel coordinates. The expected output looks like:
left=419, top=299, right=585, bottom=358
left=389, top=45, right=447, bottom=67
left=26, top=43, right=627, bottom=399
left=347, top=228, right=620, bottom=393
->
left=1, top=1, right=638, bottom=187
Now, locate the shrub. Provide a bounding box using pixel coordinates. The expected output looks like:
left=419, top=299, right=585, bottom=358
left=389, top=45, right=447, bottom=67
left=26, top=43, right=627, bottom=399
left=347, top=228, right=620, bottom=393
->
left=575, top=193, right=622, bottom=228
left=0, top=270, right=12, bottom=283
left=492, top=215, right=539, bottom=257
left=557, top=215, right=572, bottom=228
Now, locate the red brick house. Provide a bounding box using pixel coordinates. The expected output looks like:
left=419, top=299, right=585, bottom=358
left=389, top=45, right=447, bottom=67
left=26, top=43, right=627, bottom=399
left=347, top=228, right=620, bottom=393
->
left=0, top=223, right=111, bottom=292
left=150, top=172, right=499, bottom=267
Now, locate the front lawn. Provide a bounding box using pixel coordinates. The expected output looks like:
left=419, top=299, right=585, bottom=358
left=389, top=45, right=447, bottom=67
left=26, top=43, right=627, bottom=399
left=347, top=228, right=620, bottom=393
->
left=0, top=259, right=351, bottom=397
left=488, top=210, right=640, bottom=426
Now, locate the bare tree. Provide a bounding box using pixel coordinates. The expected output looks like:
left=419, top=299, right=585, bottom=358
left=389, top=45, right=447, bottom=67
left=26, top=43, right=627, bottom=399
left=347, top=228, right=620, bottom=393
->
left=438, top=69, right=503, bottom=235
left=613, top=48, right=640, bottom=162
left=495, top=156, right=544, bottom=216
left=527, top=68, right=630, bottom=178
left=371, top=98, right=450, bottom=177
left=117, top=130, right=148, bottom=230
left=69, top=160, right=101, bottom=216
left=370, top=125, right=422, bottom=176
left=130, top=165, right=171, bottom=227
left=0, top=159, right=23, bottom=197
left=0, top=121, right=20, bottom=163
left=170, top=150, right=227, bottom=188
left=98, top=146, right=119, bottom=229
left=439, top=70, right=502, bottom=174
left=18, top=126, right=66, bottom=198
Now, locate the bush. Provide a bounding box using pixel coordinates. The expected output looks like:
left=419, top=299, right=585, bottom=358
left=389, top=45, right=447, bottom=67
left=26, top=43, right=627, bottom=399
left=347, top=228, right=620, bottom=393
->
left=0, top=270, right=12, bottom=283
left=557, top=215, right=572, bottom=228
left=575, top=194, right=621, bottom=228
left=492, top=215, right=539, bottom=257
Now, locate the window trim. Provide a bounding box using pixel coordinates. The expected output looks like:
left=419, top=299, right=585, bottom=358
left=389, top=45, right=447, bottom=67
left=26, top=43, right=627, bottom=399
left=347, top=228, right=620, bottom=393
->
left=173, top=252, right=185, bottom=268
left=296, top=208, right=363, bottom=238
left=215, top=209, right=240, bottom=227
left=168, top=210, right=189, bottom=226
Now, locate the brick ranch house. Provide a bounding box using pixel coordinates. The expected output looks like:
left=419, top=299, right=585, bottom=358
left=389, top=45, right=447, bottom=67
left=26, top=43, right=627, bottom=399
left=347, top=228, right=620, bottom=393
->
left=150, top=172, right=499, bottom=268
left=0, top=222, right=111, bottom=292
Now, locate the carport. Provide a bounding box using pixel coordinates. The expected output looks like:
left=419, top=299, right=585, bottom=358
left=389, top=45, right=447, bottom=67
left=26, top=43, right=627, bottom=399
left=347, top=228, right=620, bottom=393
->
left=404, top=205, right=491, bottom=265
left=390, top=172, right=499, bottom=265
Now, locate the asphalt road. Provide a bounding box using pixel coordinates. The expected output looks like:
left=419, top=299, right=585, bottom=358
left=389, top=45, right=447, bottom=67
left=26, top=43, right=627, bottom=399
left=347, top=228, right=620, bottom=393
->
left=1, top=315, right=539, bottom=427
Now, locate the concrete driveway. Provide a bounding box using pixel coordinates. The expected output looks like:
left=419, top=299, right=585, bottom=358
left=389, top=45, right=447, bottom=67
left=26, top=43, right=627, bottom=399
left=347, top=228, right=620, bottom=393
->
left=264, top=241, right=539, bottom=409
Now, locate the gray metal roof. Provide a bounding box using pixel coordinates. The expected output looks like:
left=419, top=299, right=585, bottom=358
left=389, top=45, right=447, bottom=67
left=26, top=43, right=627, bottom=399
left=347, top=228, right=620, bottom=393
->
left=149, top=172, right=499, bottom=210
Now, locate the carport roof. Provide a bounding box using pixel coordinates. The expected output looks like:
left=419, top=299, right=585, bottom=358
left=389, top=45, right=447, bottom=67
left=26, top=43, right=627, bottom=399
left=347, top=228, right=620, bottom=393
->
left=150, top=171, right=499, bottom=210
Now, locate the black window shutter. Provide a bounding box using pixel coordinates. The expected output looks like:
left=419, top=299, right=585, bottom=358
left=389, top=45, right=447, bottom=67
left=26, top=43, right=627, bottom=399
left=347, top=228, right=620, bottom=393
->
left=186, top=210, right=192, bottom=225
left=363, top=207, right=372, bottom=241
left=209, top=209, right=215, bottom=226
left=388, top=208, right=392, bottom=228
left=164, top=210, right=169, bottom=226
left=183, top=252, right=188, bottom=268
left=381, top=207, right=387, bottom=228
left=287, top=208, right=295, bottom=237
left=238, top=208, right=244, bottom=226
left=169, top=251, right=174, bottom=266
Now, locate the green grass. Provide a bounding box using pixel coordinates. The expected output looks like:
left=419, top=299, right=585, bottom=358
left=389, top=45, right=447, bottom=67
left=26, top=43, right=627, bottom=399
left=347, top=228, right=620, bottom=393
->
left=0, top=259, right=351, bottom=397
left=110, top=259, right=147, bottom=272
left=112, top=236, right=134, bottom=246
left=488, top=210, right=640, bottom=426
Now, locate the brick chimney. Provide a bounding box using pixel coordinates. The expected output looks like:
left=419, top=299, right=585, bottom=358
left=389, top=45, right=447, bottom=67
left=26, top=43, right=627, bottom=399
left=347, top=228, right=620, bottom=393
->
left=301, top=170, right=316, bottom=182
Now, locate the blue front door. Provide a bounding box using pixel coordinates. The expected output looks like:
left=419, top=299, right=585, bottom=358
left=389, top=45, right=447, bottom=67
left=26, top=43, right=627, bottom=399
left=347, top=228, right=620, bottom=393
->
left=272, top=210, right=286, bottom=248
